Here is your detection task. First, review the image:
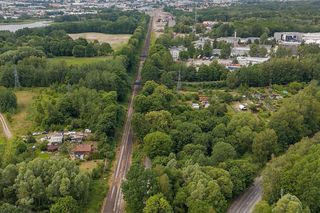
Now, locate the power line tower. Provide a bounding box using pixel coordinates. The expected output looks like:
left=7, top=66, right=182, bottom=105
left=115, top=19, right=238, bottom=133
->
left=177, top=70, right=182, bottom=91
left=193, top=0, right=197, bottom=33
left=14, top=65, right=21, bottom=89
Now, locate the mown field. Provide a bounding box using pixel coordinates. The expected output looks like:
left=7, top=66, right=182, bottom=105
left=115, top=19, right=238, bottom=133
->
left=68, top=33, right=131, bottom=50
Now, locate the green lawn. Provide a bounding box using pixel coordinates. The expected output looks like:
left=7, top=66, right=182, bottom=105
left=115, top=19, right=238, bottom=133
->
left=48, top=56, right=110, bottom=66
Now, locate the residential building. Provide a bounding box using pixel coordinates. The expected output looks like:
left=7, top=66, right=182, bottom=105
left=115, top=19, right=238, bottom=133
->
left=212, top=49, right=221, bottom=57
left=47, top=144, right=59, bottom=152
left=231, top=46, right=250, bottom=57
left=72, top=144, right=93, bottom=160
left=48, top=133, right=63, bottom=144
left=169, top=46, right=187, bottom=61
left=274, top=32, right=303, bottom=42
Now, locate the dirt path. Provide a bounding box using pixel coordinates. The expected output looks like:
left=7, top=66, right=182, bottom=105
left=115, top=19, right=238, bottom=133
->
left=0, top=113, right=13, bottom=139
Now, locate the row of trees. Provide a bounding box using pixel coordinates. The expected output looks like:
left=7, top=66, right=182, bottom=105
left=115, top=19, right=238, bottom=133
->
left=0, top=88, right=17, bottom=113
left=117, top=16, right=148, bottom=71
left=261, top=131, right=320, bottom=212
left=181, top=61, right=229, bottom=82
left=16, top=16, right=142, bottom=37
left=0, top=31, right=113, bottom=62
left=226, top=55, right=320, bottom=88
left=253, top=194, right=309, bottom=213
left=72, top=41, right=113, bottom=57
left=0, top=56, right=130, bottom=100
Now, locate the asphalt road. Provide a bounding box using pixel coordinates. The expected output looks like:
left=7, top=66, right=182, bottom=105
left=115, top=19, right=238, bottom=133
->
left=227, top=177, right=262, bottom=213
left=0, top=113, right=13, bottom=139
left=101, top=15, right=153, bottom=213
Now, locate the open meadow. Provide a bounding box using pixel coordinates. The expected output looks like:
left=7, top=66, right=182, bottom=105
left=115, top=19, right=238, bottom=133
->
left=68, top=33, right=131, bottom=50
left=9, top=89, right=40, bottom=137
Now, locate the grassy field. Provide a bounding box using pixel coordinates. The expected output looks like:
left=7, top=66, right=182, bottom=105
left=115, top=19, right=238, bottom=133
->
left=68, top=33, right=131, bottom=50
left=0, top=88, right=41, bottom=139
left=48, top=56, right=110, bottom=66
left=80, top=160, right=103, bottom=172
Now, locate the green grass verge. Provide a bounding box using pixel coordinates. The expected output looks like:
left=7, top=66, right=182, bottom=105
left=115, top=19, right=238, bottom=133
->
left=48, top=56, right=111, bottom=66
left=82, top=173, right=110, bottom=213
left=150, top=31, right=156, bottom=47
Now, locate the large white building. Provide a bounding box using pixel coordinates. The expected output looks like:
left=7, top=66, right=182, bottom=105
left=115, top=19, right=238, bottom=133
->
left=237, top=57, right=270, bottom=67
left=274, top=32, right=320, bottom=44
left=303, top=33, right=320, bottom=44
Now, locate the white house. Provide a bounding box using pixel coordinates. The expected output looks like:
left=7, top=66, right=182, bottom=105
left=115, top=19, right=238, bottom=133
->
left=48, top=134, right=63, bottom=144
left=212, top=49, right=222, bottom=57
left=239, top=104, right=247, bottom=111
left=169, top=46, right=187, bottom=61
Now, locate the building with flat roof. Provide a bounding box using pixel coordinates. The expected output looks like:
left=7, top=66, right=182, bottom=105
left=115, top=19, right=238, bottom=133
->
left=169, top=46, right=187, bottom=61
left=237, top=57, right=270, bottom=66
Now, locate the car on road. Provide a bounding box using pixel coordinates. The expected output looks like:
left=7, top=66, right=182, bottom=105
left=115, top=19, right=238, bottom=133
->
left=134, top=80, right=141, bottom=85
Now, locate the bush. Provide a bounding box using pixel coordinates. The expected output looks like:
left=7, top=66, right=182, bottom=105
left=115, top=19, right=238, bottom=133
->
left=0, top=89, right=17, bottom=113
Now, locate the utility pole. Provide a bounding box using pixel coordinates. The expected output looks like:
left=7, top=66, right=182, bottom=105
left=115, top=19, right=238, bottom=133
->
left=177, top=70, right=182, bottom=91
left=14, top=65, right=21, bottom=89
left=193, top=0, right=197, bottom=33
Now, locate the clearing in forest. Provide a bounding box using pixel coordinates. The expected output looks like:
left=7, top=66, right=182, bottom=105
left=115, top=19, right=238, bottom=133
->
left=68, top=33, right=131, bottom=50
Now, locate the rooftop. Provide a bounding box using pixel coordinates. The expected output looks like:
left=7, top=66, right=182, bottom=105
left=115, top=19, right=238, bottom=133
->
left=73, top=144, right=92, bottom=153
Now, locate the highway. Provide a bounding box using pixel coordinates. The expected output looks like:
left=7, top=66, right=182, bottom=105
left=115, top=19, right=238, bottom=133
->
left=101, top=14, right=153, bottom=213
left=0, top=113, right=13, bottom=139
left=227, top=177, right=262, bottom=213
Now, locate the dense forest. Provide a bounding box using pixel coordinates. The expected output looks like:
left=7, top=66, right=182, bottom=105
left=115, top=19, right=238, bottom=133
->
left=166, top=1, right=320, bottom=37
left=0, top=56, right=130, bottom=100
left=125, top=67, right=320, bottom=213
left=124, top=80, right=259, bottom=212
left=0, top=159, right=90, bottom=212
left=259, top=132, right=320, bottom=212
